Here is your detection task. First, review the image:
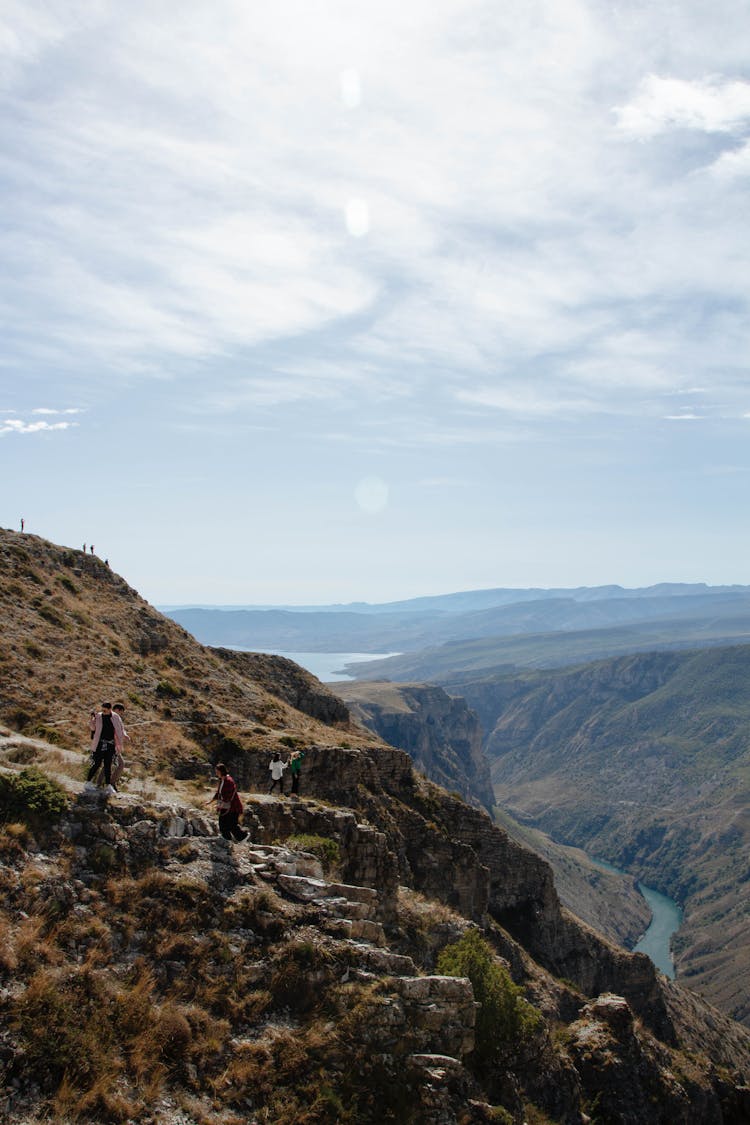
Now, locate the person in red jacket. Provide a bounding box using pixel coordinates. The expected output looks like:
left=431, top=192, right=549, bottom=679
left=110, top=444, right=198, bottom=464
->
left=206, top=763, right=248, bottom=842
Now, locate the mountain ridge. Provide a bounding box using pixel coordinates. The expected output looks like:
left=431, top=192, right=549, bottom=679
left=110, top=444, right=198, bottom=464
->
left=1, top=527, right=749, bottom=1122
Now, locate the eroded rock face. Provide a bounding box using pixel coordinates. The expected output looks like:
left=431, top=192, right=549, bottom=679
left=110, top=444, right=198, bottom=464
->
left=336, top=681, right=495, bottom=811
left=567, top=994, right=729, bottom=1125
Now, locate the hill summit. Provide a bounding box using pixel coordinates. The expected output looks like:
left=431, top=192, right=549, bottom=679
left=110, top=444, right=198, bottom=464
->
left=1, top=527, right=749, bottom=1124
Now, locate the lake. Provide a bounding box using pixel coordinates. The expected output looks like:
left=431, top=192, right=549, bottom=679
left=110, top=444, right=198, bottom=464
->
left=247, top=650, right=400, bottom=682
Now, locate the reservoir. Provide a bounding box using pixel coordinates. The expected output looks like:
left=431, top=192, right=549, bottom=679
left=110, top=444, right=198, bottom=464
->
left=245, top=651, right=400, bottom=682
left=592, top=857, right=683, bottom=979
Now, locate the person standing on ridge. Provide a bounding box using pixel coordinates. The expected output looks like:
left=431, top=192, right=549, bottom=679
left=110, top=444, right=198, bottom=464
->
left=206, top=763, right=248, bottom=842
left=20, top=518, right=24, bottom=532
left=289, top=749, right=305, bottom=795
left=111, top=703, right=131, bottom=790
left=85, top=702, right=124, bottom=795
left=268, top=752, right=287, bottom=794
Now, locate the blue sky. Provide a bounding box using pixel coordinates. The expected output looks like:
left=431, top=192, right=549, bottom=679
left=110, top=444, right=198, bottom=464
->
left=2, top=0, right=750, bottom=604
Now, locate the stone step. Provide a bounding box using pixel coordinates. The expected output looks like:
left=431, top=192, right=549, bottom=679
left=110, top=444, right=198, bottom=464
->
left=313, top=896, right=373, bottom=921
left=352, top=945, right=417, bottom=977
left=335, top=917, right=387, bottom=947
left=277, top=873, right=380, bottom=913
left=246, top=848, right=323, bottom=879
left=325, top=882, right=378, bottom=907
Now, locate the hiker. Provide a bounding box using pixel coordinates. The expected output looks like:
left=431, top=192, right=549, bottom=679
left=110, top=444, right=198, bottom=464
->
left=20, top=518, right=24, bottom=532
left=289, top=749, right=305, bottom=795
left=111, top=703, right=131, bottom=789
left=268, top=752, right=287, bottom=794
left=85, top=702, right=124, bottom=795
left=206, top=763, right=248, bottom=842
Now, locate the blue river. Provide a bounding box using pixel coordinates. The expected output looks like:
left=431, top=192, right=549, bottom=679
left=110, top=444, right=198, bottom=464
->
left=592, top=857, right=683, bottom=978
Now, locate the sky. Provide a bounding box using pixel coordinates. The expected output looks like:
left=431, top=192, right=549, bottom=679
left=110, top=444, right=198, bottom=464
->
left=2, top=0, right=750, bottom=605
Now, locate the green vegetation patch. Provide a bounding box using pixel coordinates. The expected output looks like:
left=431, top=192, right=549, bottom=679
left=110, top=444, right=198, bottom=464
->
left=155, top=678, right=183, bottom=699
left=283, top=833, right=341, bottom=873
left=437, top=928, right=541, bottom=1078
left=0, top=767, right=68, bottom=828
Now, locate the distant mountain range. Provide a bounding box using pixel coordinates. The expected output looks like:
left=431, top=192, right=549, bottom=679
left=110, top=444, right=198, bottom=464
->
left=162, top=583, right=750, bottom=665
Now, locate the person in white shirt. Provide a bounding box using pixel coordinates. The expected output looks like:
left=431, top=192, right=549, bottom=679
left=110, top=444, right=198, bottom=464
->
left=268, top=752, right=288, bottom=795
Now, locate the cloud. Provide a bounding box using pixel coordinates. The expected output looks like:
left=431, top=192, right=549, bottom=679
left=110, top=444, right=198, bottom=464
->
left=0, top=418, right=77, bottom=435
left=616, top=75, right=750, bottom=139
left=1, top=0, right=750, bottom=439
left=455, top=384, right=597, bottom=417
left=31, top=407, right=83, bottom=415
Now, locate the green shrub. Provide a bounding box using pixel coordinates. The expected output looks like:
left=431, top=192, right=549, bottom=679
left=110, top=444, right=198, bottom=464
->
left=283, top=834, right=341, bottom=873
left=437, top=929, right=541, bottom=1076
left=58, top=575, right=78, bottom=595
left=156, top=679, right=182, bottom=699
left=0, top=768, right=68, bottom=827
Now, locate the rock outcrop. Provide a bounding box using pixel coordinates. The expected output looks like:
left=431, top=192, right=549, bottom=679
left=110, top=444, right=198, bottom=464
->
left=335, top=680, right=495, bottom=810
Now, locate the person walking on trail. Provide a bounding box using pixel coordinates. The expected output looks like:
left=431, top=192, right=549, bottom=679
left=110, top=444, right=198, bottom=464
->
left=289, top=749, right=305, bottom=795
left=85, top=702, right=124, bottom=795
left=206, top=763, right=248, bottom=842
left=111, top=703, right=131, bottom=790
left=268, top=752, right=287, bottom=794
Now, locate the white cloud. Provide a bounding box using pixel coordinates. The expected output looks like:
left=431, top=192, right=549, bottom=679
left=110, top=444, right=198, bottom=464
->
left=1, top=0, right=750, bottom=433
left=0, top=418, right=77, bottom=434
left=616, top=75, right=750, bottom=139
left=455, top=384, right=597, bottom=417
left=31, top=407, right=83, bottom=415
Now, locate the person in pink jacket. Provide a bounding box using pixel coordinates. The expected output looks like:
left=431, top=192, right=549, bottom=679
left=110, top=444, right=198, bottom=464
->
left=85, top=702, right=125, bottom=795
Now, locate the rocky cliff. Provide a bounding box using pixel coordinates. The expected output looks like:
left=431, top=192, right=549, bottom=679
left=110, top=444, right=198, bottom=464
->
left=1, top=526, right=750, bottom=1123
left=446, top=649, right=750, bottom=1028
left=334, top=680, right=495, bottom=811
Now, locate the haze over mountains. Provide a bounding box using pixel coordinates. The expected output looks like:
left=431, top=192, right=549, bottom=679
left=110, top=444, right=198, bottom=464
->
left=163, top=583, right=750, bottom=671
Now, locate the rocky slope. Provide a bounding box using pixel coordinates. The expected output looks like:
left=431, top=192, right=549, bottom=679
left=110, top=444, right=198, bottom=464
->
left=445, top=649, right=750, bottom=1027
left=334, top=681, right=650, bottom=950
left=491, top=809, right=651, bottom=951
left=333, top=680, right=495, bottom=811
left=1, top=527, right=749, bottom=1123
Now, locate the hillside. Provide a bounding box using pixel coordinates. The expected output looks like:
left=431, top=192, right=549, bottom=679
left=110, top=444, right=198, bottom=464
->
left=444, top=648, right=750, bottom=1027
left=333, top=680, right=495, bottom=811
left=346, top=609, right=750, bottom=679
left=1, top=528, right=750, bottom=1123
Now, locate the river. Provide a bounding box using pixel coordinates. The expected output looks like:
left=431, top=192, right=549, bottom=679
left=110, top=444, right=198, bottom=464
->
left=591, top=857, right=683, bottom=979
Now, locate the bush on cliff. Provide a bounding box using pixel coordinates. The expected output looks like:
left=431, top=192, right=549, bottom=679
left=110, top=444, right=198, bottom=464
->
left=0, top=767, right=68, bottom=828
left=437, top=928, right=541, bottom=1077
